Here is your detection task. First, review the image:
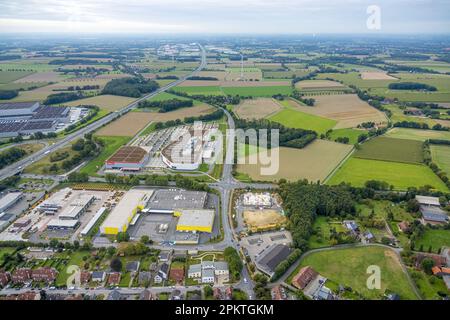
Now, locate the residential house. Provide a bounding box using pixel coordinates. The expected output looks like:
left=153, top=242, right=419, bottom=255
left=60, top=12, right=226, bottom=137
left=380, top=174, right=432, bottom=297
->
left=107, top=272, right=121, bottom=286
left=271, top=285, right=287, bottom=300
left=420, top=206, right=449, bottom=225
left=432, top=266, right=450, bottom=276
left=139, top=289, right=155, bottom=300
left=170, top=289, right=183, bottom=300
left=188, top=261, right=229, bottom=284
left=32, top=267, right=58, bottom=283
left=126, top=261, right=140, bottom=273
left=12, top=268, right=32, bottom=284
left=0, top=272, right=11, bottom=288
left=107, top=290, right=122, bottom=301
left=153, top=274, right=163, bottom=284
left=398, top=221, right=410, bottom=233
left=169, top=267, right=185, bottom=283
left=17, top=291, right=41, bottom=300
left=343, top=220, right=359, bottom=235
left=91, top=271, right=106, bottom=282
left=159, top=263, right=170, bottom=280
left=138, top=271, right=151, bottom=286
left=80, top=271, right=91, bottom=284
left=159, top=250, right=172, bottom=263
left=414, top=253, right=447, bottom=269
left=213, top=287, right=223, bottom=300
left=292, top=266, right=318, bottom=290
left=225, top=286, right=233, bottom=300
left=363, top=231, right=375, bottom=243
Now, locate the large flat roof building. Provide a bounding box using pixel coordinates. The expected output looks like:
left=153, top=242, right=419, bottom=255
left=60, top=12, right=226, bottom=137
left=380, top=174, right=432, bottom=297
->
left=105, top=146, right=149, bottom=171
left=100, top=189, right=153, bottom=235
left=0, top=192, right=23, bottom=213
left=147, top=190, right=207, bottom=213
left=415, top=195, right=441, bottom=207
left=256, top=244, right=292, bottom=277
left=176, top=209, right=215, bottom=233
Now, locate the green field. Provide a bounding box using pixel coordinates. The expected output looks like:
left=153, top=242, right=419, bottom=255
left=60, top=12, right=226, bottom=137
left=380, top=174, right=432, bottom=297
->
left=329, top=128, right=365, bottom=145
left=354, top=137, right=424, bottom=164
left=222, top=86, right=292, bottom=97
left=430, top=144, right=450, bottom=176
left=307, top=216, right=347, bottom=249
left=290, top=246, right=419, bottom=300
left=268, top=105, right=337, bottom=134
left=148, top=92, right=191, bottom=102
left=328, top=157, right=448, bottom=191
left=415, top=229, right=450, bottom=253
left=80, top=136, right=131, bottom=176
left=385, top=128, right=450, bottom=141
left=172, top=86, right=224, bottom=96
left=0, top=70, right=34, bottom=83
left=317, top=72, right=450, bottom=102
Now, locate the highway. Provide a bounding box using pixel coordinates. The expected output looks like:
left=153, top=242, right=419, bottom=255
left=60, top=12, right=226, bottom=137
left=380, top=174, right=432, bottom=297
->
left=0, top=43, right=207, bottom=182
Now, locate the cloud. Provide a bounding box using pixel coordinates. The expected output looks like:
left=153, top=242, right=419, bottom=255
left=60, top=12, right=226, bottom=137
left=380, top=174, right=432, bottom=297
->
left=0, top=0, right=449, bottom=34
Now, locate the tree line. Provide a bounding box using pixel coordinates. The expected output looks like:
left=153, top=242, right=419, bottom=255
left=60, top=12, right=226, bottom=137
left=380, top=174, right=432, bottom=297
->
left=138, top=98, right=193, bottom=113
left=102, top=77, right=159, bottom=98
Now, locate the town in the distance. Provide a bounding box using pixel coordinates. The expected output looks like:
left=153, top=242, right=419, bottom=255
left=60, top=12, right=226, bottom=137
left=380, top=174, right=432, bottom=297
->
left=0, top=34, right=449, bottom=302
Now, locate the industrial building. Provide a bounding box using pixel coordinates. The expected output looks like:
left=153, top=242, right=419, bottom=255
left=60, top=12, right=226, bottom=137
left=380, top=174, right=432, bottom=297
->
left=0, top=192, right=23, bottom=213
left=47, top=219, right=79, bottom=230
left=176, top=209, right=215, bottom=233
left=0, top=102, right=70, bottom=138
left=160, top=123, right=219, bottom=171
left=256, top=244, right=292, bottom=277
left=105, top=146, right=149, bottom=171
left=146, top=190, right=207, bottom=213
left=100, top=189, right=153, bottom=235
left=58, top=194, right=95, bottom=220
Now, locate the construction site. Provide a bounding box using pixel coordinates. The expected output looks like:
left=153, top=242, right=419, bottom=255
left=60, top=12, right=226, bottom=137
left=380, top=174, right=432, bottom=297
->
left=234, top=192, right=287, bottom=234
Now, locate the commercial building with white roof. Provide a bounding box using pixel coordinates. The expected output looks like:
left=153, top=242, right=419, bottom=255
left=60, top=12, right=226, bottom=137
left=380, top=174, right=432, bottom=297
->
left=176, top=209, right=215, bottom=233
left=0, top=192, right=23, bottom=213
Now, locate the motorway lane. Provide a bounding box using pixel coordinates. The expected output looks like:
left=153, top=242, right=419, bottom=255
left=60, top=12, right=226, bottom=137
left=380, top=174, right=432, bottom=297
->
left=0, top=44, right=207, bottom=181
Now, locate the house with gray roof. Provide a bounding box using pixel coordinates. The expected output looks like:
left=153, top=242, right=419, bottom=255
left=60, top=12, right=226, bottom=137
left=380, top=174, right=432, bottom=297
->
left=420, top=206, right=449, bottom=225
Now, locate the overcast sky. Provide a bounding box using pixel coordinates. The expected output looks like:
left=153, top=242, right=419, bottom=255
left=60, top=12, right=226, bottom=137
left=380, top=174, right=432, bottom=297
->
left=0, top=0, right=449, bottom=34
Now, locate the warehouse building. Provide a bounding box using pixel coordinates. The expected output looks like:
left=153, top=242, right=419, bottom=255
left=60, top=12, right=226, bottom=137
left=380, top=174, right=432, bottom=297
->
left=47, top=219, right=79, bottom=230
left=58, top=194, right=95, bottom=220
left=100, top=189, right=153, bottom=235
left=105, top=146, right=149, bottom=171
left=0, top=192, right=23, bottom=213
left=146, top=190, right=207, bottom=213
left=0, top=102, right=70, bottom=138
left=176, top=209, right=215, bottom=233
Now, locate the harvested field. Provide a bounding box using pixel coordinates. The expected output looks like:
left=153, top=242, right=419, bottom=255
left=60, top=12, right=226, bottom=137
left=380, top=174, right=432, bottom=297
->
left=354, top=137, right=424, bottom=164
left=98, top=104, right=214, bottom=136
left=96, top=112, right=155, bottom=137
left=289, top=94, right=387, bottom=129
left=243, top=210, right=287, bottom=228
left=236, top=140, right=353, bottom=182
left=360, top=72, right=398, bottom=80
left=234, top=98, right=282, bottom=119
left=14, top=71, right=64, bottom=83
left=93, top=73, right=132, bottom=80
left=295, top=80, right=345, bottom=90
left=177, top=80, right=289, bottom=87
left=64, top=95, right=136, bottom=112
left=196, top=71, right=228, bottom=81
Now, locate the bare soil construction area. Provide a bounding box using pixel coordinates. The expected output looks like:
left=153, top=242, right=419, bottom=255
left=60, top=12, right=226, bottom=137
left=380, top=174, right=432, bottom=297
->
left=360, top=72, right=398, bottom=80
left=243, top=210, right=287, bottom=228
left=234, top=98, right=282, bottom=119
left=96, top=112, right=155, bottom=136
left=289, top=94, right=387, bottom=129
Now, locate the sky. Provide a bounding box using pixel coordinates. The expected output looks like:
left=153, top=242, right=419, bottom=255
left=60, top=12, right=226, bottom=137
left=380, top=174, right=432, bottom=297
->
left=0, top=0, right=449, bottom=34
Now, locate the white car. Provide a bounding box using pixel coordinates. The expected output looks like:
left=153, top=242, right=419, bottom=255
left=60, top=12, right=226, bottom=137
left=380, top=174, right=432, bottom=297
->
left=243, top=278, right=248, bottom=284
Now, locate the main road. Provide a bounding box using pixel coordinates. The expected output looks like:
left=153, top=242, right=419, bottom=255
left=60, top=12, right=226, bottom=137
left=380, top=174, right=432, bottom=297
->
left=0, top=44, right=207, bottom=181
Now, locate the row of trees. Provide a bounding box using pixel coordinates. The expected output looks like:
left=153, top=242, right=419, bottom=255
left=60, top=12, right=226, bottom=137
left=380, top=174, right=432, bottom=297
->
left=234, top=118, right=317, bottom=149
left=154, top=109, right=224, bottom=130
left=388, top=82, right=437, bottom=91
left=223, top=247, right=243, bottom=281
left=0, top=90, right=18, bottom=99
left=271, top=248, right=302, bottom=281
left=393, top=121, right=449, bottom=132
left=44, top=92, right=84, bottom=105
left=138, top=98, right=193, bottom=113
